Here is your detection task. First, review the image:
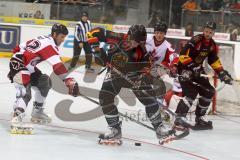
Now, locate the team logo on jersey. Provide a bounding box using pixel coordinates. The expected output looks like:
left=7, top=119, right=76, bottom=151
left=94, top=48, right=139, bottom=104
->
left=26, top=40, right=41, bottom=52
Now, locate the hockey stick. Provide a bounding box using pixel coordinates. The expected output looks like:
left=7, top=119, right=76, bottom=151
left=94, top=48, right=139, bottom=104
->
left=97, top=67, right=107, bottom=75
left=200, top=74, right=240, bottom=83
left=200, top=73, right=240, bottom=102
left=110, top=67, right=179, bottom=117
left=0, top=81, right=11, bottom=85
left=77, top=92, right=156, bottom=131
left=110, top=67, right=192, bottom=138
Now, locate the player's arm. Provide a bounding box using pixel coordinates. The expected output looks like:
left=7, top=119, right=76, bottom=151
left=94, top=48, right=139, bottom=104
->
left=165, top=50, right=179, bottom=77
left=161, top=47, right=178, bottom=68
left=179, top=35, right=202, bottom=67
left=208, top=43, right=233, bottom=84
left=87, top=28, right=126, bottom=67
left=40, top=47, right=79, bottom=96
left=87, top=27, right=106, bottom=51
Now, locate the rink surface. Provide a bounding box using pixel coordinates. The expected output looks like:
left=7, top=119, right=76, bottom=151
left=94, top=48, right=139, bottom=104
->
left=0, top=58, right=240, bottom=160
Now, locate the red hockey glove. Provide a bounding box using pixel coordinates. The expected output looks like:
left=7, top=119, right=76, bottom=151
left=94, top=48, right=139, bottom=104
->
left=169, top=64, right=178, bottom=78
left=64, top=78, right=79, bottom=97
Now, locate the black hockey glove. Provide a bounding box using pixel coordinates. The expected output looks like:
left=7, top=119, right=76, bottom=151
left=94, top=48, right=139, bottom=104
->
left=218, top=70, right=233, bottom=85
left=186, top=62, right=201, bottom=78
left=179, top=69, right=193, bottom=82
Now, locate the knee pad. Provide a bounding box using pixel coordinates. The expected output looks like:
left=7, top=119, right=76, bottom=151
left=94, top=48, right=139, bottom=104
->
left=198, top=96, right=212, bottom=106
left=14, top=83, right=32, bottom=108
left=36, top=74, right=52, bottom=97
left=205, top=87, right=215, bottom=98
left=183, top=96, right=194, bottom=107
left=13, top=71, right=31, bottom=85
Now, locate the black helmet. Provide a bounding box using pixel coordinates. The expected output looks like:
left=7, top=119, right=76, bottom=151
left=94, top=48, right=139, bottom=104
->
left=154, top=22, right=168, bottom=33
left=51, top=23, right=68, bottom=35
left=81, top=11, right=88, bottom=17
left=127, top=24, right=147, bottom=43
left=204, top=21, right=216, bottom=30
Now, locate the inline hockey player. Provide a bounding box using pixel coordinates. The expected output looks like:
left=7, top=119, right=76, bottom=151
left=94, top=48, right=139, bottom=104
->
left=174, top=21, right=233, bottom=130
left=145, top=22, right=179, bottom=121
left=87, top=25, right=187, bottom=145
left=7, top=23, right=79, bottom=134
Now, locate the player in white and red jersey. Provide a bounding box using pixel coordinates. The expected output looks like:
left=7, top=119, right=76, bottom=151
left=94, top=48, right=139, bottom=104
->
left=145, top=22, right=179, bottom=104
left=146, top=22, right=178, bottom=69
left=8, top=24, right=79, bottom=133
left=145, top=22, right=184, bottom=123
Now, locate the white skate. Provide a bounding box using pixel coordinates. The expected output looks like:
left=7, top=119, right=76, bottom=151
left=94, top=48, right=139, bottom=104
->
left=11, top=108, right=33, bottom=134
left=98, top=122, right=122, bottom=145
left=31, top=102, right=51, bottom=124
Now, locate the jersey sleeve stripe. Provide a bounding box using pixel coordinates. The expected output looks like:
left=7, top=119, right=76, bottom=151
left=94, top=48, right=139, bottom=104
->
left=46, top=55, right=62, bottom=66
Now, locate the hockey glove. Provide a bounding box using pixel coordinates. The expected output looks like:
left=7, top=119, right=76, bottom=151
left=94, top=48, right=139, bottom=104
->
left=169, top=65, right=178, bottom=78
left=218, top=70, right=233, bottom=85
left=186, top=62, right=201, bottom=78
left=179, top=69, right=193, bottom=82
left=64, top=78, right=79, bottom=97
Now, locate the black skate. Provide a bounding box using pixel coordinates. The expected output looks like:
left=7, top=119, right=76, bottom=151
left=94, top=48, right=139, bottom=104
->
left=192, top=117, right=213, bottom=130
left=98, top=122, right=122, bottom=145
left=174, top=116, right=193, bottom=129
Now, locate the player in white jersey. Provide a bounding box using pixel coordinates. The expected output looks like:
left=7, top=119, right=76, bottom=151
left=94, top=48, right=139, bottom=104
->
left=145, top=22, right=191, bottom=134
left=7, top=23, right=79, bottom=134
left=145, top=22, right=179, bottom=106
left=145, top=22, right=186, bottom=119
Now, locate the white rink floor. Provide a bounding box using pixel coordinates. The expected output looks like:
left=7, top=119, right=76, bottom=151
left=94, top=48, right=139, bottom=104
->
left=0, top=58, right=240, bottom=160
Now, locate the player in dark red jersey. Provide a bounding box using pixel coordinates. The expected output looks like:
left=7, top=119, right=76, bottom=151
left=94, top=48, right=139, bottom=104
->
left=174, top=21, right=233, bottom=130
left=87, top=25, right=188, bottom=144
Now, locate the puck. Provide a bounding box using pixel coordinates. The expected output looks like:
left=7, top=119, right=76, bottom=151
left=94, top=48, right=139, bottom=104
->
left=134, top=142, right=141, bottom=146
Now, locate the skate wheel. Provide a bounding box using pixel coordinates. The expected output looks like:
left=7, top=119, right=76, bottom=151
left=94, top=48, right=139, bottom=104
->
left=31, top=118, right=51, bottom=124
left=159, top=141, right=164, bottom=145
left=98, top=139, right=103, bottom=144
left=117, top=140, right=122, bottom=145
left=98, top=139, right=122, bottom=146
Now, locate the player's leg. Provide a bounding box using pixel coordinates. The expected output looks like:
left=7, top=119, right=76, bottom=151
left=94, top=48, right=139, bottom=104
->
left=31, top=70, right=52, bottom=123
left=69, top=39, right=81, bottom=69
left=98, top=73, right=122, bottom=142
left=174, top=80, right=198, bottom=128
left=84, top=42, right=94, bottom=72
left=133, top=84, right=175, bottom=140
left=194, top=77, right=215, bottom=130
left=11, top=70, right=32, bottom=133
